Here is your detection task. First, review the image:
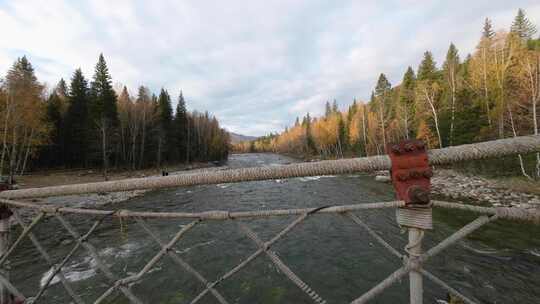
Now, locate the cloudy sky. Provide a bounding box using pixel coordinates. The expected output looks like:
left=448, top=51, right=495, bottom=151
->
left=1, top=1, right=539, bottom=136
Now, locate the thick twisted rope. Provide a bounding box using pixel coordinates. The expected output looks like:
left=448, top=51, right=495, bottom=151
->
left=0, top=198, right=405, bottom=219
left=433, top=201, right=540, bottom=223
left=238, top=221, right=327, bottom=304
left=2, top=135, right=540, bottom=199
left=1, top=198, right=539, bottom=223
left=420, top=269, right=478, bottom=304
left=350, top=266, right=410, bottom=304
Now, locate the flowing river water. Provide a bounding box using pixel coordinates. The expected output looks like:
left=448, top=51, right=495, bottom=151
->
left=8, top=153, right=540, bottom=303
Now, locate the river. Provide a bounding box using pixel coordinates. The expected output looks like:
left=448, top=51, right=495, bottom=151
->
left=9, top=153, right=540, bottom=303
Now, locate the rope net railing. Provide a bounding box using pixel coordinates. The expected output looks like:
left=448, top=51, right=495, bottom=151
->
left=0, top=135, right=539, bottom=303
left=0, top=198, right=537, bottom=303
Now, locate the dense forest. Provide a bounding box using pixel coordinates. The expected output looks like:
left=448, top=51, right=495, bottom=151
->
left=236, top=9, right=540, bottom=178
left=0, top=54, right=230, bottom=181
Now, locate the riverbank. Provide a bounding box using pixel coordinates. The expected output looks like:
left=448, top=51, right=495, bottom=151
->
left=14, top=162, right=225, bottom=207
left=375, top=168, right=540, bottom=208
left=16, top=162, right=216, bottom=188
left=432, top=169, right=540, bottom=208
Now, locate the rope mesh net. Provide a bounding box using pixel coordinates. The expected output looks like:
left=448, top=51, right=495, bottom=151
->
left=0, top=198, right=537, bottom=303
left=0, top=135, right=539, bottom=303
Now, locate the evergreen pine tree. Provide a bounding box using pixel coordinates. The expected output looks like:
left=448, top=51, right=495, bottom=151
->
left=482, top=18, right=495, bottom=39
left=54, top=78, right=69, bottom=115
left=64, top=69, right=89, bottom=167
left=511, top=8, right=537, bottom=41
left=337, top=115, right=347, bottom=156
left=417, top=51, right=438, bottom=81
left=345, top=99, right=357, bottom=146
left=304, top=112, right=316, bottom=154
left=375, top=73, right=391, bottom=97
left=443, top=43, right=461, bottom=146
left=332, top=99, right=339, bottom=113
left=174, top=91, right=188, bottom=162
left=45, top=92, right=63, bottom=166
left=325, top=101, right=332, bottom=118
left=56, top=78, right=68, bottom=99
left=90, top=54, right=118, bottom=125
left=374, top=73, right=392, bottom=112
left=401, top=67, right=416, bottom=101
left=373, top=74, right=392, bottom=149
left=444, top=44, right=460, bottom=69
left=89, top=54, right=118, bottom=179
left=6, top=56, right=41, bottom=96
left=136, top=86, right=152, bottom=168
left=399, top=67, right=417, bottom=138
left=347, top=99, right=357, bottom=123
left=46, top=93, right=62, bottom=139
left=157, top=88, right=173, bottom=166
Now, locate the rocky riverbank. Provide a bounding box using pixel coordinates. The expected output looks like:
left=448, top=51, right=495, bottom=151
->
left=432, top=169, right=540, bottom=208
left=376, top=169, right=540, bottom=208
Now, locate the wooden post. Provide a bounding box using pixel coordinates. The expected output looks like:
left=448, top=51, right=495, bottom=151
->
left=408, top=227, right=423, bottom=304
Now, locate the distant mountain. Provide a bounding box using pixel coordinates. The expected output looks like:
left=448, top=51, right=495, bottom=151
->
left=229, top=132, right=257, bottom=144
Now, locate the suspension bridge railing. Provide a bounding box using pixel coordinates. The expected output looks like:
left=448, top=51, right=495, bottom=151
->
left=0, top=135, right=538, bottom=303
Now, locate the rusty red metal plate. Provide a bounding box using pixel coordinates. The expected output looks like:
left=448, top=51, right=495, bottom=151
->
left=386, top=140, right=431, bottom=205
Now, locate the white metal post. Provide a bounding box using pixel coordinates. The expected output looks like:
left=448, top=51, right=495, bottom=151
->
left=408, top=227, right=423, bottom=304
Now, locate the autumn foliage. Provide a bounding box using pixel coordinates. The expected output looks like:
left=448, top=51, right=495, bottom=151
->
left=237, top=10, right=540, bottom=178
